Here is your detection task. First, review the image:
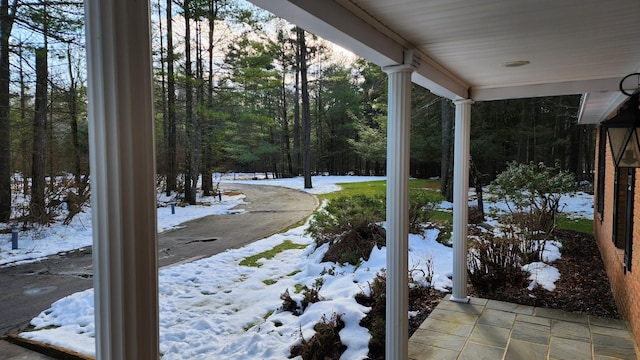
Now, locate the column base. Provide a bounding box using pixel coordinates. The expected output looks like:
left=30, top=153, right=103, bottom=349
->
left=449, top=295, right=471, bottom=304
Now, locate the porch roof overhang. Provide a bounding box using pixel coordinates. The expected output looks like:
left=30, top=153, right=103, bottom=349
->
left=247, top=0, right=640, bottom=124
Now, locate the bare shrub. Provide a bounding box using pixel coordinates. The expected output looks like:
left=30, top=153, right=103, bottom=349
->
left=322, top=222, right=385, bottom=265
left=279, top=289, right=299, bottom=315
left=467, top=231, right=527, bottom=294
left=301, top=278, right=325, bottom=312
left=290, top=312, right=346, bottom=360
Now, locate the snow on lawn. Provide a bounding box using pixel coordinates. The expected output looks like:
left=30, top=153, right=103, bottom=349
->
left=439, top=188, right=594, bottom=220
left=22, top=222, right=454, bottom=359
left=0, top=193, right=246, bottom=267
left=16, top=175, right=593, bottom=359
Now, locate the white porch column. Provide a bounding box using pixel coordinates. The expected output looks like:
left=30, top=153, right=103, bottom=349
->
left=85, top=0, right=159, bottom=358
left=383, top=51, right=415, bottom=360
left=451, top=99, right=473, bottom=303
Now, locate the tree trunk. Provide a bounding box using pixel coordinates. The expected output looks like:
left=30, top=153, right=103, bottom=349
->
left=518, top=98, right=534, bottom=164
left=18, top=43, right=29, bottom=196
left=157, top=1, right=169, bottom=193
left=47, top=84, right=54, bottom=193
left=0, top=0, right=16, bottom=221
left=440, top=98, right=454, bottom=202
left=190, top=18, right=203, bottom=204
left=568, top=123, right=580, bottom=175
left=165, top=0, right=177, bottom=196
left=293, top=31, right=301, bottom=176
left=298, top=28, right=312, bottom=188
left=67, top=47, right=83, bottom=193
left=30, top=48, right=47, bottom=222
left=281, top=49, right=292, bottom=176
left=201, top=0, right=218, bottom=197
left=183, top=0, right=196, bottom=204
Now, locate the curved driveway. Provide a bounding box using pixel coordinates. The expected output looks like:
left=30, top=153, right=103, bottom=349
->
left=0, top=183, right=319, bottom=335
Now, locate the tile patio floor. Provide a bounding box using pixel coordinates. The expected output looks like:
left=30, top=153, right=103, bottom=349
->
left=409, top=295, right=638, bottom=360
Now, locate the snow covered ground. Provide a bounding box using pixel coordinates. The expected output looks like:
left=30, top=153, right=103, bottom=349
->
left=7, top=175, right=593, bottom=359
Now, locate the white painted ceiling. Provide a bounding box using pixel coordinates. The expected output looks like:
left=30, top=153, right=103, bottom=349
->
left=247, top=0, right=640, bottom=124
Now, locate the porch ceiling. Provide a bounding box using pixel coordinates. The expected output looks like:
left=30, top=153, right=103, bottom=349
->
left=247, top=0, right=640, bottom=124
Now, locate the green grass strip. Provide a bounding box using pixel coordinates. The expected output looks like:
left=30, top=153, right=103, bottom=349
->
left=239, top=240, right=307, bottom=267
left=318, top=179, right=440, bottom=201
left=556, top=216, right=593, bottom=234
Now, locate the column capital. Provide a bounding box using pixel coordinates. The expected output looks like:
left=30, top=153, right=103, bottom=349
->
left=453, top=98, right=474, bottom=105
left=383, top=49, right=420, bottom=74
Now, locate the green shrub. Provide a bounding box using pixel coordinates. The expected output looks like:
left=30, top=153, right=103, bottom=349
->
left=308, top=192, right=442, bottom=266
left=409, top=189, right=443, bottom=233
left=488, top=161, right=577, bottom=236
left=434, top=222, right=453, bottom=247
left=306, top=194, right=385, bottom=246
left=469, top=161, right=576, bottom=293
left=308, top=191, right=443, bottom=246
left=484, top=161, right=576, bottom=264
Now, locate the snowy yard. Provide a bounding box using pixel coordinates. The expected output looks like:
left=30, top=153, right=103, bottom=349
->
left=3, top=175, right=593, bottom=359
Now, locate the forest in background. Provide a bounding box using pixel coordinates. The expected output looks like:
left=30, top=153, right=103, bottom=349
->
left=0, top=0, right=594, bottom=223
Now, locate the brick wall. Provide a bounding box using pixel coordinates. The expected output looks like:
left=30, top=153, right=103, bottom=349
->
left=593, top=127, right=640, bottom=345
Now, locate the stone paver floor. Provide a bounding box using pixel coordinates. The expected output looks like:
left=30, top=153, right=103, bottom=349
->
left=409, top=295, right=638, bottom=360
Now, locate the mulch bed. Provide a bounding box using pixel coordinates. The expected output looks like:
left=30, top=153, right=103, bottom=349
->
left=468, top=228, right=620, bottom=319
left=406, top=228, right=620, bottom=340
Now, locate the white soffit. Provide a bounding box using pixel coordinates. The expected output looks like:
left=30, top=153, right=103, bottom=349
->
left=578, top=92, right=630, bottom=125
left=247, top=0, right=640, bottom=123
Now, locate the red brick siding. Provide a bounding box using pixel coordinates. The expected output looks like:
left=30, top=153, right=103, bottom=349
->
left=593, top=127, right=640, bottom=345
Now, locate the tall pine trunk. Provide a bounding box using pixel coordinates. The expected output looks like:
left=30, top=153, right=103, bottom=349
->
left=191, top=19, right=203, bottom=202
left=157, top=1, right=169, bottom=193
left=0, top=0, right=16, bottom=221
left=201, top=0, right=218, bottom=196
left=440, top=98, right=454, bottom=202
left=293, top=32, right=301, bottom=176
left=18, top=43, right=28, bottom=195
left=30, top=48, right=47, bottom=222
left=298, top=28, right=312, bottom=188
left=183, top=0, right=196, bottom=204
left=165, top=0, right=177, bottom=196
left=281, top=48, right=292, bottom=176
left=67, top=46, right=85, bottom=195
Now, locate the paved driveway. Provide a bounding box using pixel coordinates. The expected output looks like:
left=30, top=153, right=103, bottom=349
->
left=0, top=183, right=319, bottom=335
